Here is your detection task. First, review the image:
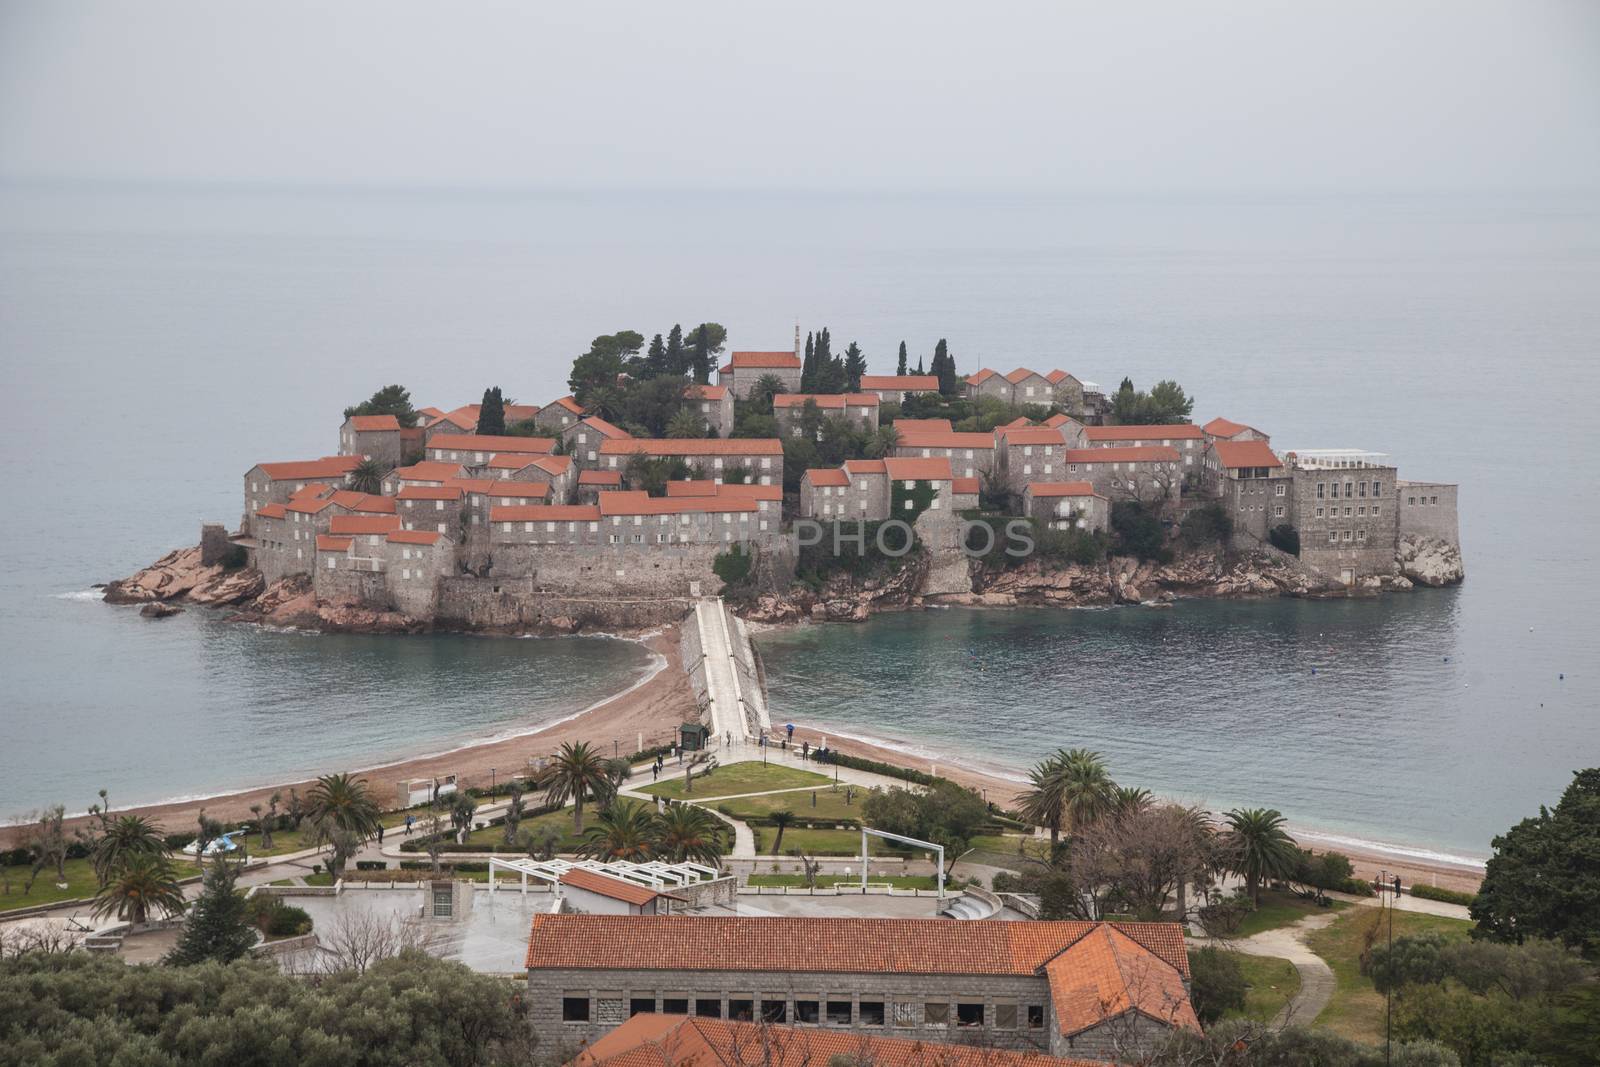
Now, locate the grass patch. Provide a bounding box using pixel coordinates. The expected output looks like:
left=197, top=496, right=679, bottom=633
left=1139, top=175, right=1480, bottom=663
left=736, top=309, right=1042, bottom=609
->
left=303, top=872, right=336, bottom=887
left=1223, top=952, right=1301, bottom=1024
left=458, top=804, right=589, bottom=853
left=641, top=762, right=832, bottom=800
left=715, top=788, right=863, bottom=822
left=747, top=874, right=937, bottom=890
left=0, top=857, right=202, bottom=914
left=1306, top=906, right=1471, bottom=1043
left=1231, top=889, right=1348, bottom=939
left=750, top=826, right=935, bottom=857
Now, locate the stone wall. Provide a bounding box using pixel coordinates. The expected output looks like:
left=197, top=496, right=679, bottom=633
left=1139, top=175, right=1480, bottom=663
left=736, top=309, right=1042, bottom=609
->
left=199, top=523, right=233, bottom=566
left=314, top=561, right=387, bottom=606
left=1288, top=466, right=1399, bottom=581
left=1398, top=481, right=1459, bottom=544
left=436, top=574, right=695, bottom=630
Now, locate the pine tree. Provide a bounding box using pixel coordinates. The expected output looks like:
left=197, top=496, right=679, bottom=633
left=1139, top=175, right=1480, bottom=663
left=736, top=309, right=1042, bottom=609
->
left=165, top=858, right=257, bottom=965
left=843, top=342, right=867, bottom=392
left=801, top=332, right=816, bottom=392
left=691, top=326, right=712, bottom=384
left=897, top=341, right=908, bottom=377
left=478, top=387, right=506, bottom=435
left=665, top=324, right=685, bottom=377
left=645, top=333, right=667, bottom=377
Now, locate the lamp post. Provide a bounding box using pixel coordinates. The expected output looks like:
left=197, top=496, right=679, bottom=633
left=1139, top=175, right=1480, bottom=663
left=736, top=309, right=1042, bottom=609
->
left=1380, top=868, right=1393, bottom=1067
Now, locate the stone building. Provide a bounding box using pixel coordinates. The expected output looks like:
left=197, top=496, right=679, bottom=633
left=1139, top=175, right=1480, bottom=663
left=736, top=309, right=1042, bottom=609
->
left=420, top=408, right=477, bottom=443
left=576, top=469, right=624, bottom=503
left=1043, top=412, right=1087, bottom=449
left=684, top=383, right=735, bottom=437
left=1282, top=450, right=1400, bottom=584
left=382, top=461, right=467, bottom=495
left=557, top=869, right=680, bottom=917
left=534, top=396, right=585, bottom=433
left=859, top=374, right=940, bottom=404
left=1081, top=425, right=1205, bottom=476
left=383, top=530, right=454, bottom=616
left=996, top=426, right=1069, bottom=492
left=1200, top=439, right=1291, bottom=545
left=893, top=418, right=952, bottom=434
left=1023, top=482, right=1110, bottom=533
left=242, top=456, right=361, bottom=532
left=892, top=429, right=996, bottom=481
left=563, top=416, right=632, bottom=469
left=1063, top=446, right=1183, bottom=508
left=1202, top=417, right=1270, bottom=447
left=426, top=433, right=556, bottom=470
left=524, top=916, right=1198, bottom=1061
left=964, top=368, right=1013, bottom=404
left=718, top=349, right=803, bottom=399
left=665, top=480, right=782, bottom=528
left=599, top=438, right=785, bottom=487
left=1398, top=480, right=1460, bottom=544
left=397, top=485, right=465, bottom=539
left=337, top=414, right=403, bottom=468
left=773, top=393, right=881, bottom=438
left=1046, top=370, right=1086, bottom=415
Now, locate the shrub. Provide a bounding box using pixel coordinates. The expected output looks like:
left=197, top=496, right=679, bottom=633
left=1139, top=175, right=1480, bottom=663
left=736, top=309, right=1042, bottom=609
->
left=265, top=904, right=312, bottom=938
left=355, top=860, right=388, bottom=871
left=1197, top=895, right=1252, bottom=936
left=1187, top=947, right=1247, bottom=1024
left=1110, top=500, right=1171, bottom=562
left=1269, top=523, right=1301, bottom=555
left=821, top=751, right=938, bottom=786
left=1179, top=503, right=1233, bottom=548
left=713, top=544, right=753, bottom=586
left=163, top=833, right=197, bottom=852
left=1411, top=883, right=1478, bottom=907
left=1338, top=877, right=1376, bottom=897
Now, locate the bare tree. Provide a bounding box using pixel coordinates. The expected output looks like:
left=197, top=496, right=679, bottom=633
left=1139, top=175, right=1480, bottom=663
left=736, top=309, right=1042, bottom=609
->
left=0, top=921, right=80, bottom=959
left=22, top=806, right=70, bottom=892
left=1069, top=804, right=1212, bottom=921
left=311, top=910, right=442, bottom=975
left=260, top=792, right=280, bottom=851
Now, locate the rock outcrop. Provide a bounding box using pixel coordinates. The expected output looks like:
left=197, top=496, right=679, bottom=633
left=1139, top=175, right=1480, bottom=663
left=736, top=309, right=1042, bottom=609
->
left=139, top=601, right=184, bottom=620
left=1396, top=536, right=1465, bottom=587
left=104, top=546, right=264, bottom=606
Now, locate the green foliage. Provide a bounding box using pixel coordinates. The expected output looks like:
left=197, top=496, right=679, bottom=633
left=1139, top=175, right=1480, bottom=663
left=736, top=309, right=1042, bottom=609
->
left=896, top=340, right=908, bottom=376
left=623, top=453, right=692, bottom=495
left=796, top=520, right=918, bottom=587
left=539, top=741, right=612, bottom=834
left=1291, top=848, right=1355, bottom=893
left=666, top=408, right=706, bottom=439
left=1034, top=522, right=1109, bottom=566
left=1371, top=932, right=1455, bottom=994
left=165, top=860, right=256, bottom=965
left=686, top=323, right=724, bottom=384
left=476, top=386, right=505, bottom=436
left=1179, top=502, right=1233, bottom=548
left=1111, top=499, right=1171, bottom=562
left=303, top=773, right=384, bottom=877
left=1472, top=767, right=1600, bottom=960
left=1412, top=883, right=1478, bottom=907
left=0, top=950, right=533, bottom=1067
left=929, top=337, right=959, bottom=396
left=860, top=780, right=989, bottom=869
left=713, top=544, right=753, bottom=587
left=1224, top=807, right=1300, bottom=905
left=343, top=384, right=418, bottom=428
left=1111, top=377, right=1194, bottom=424
left=889, top=477, right=938, bottom=525
left=1187, top=946, right=1248, bottom=1024
left=1269, top=522, right=1301, bottom=555
left=350, top=458, right=389, bottom=495
left=818, top=752, right=938, bottom=786
left=843, top=341, right=867, bottom=392
left=91, top=852, right=185, bottom=926
left=504, top=417, right=544, bottom=437
left=568, top=330, right=646, bottom=406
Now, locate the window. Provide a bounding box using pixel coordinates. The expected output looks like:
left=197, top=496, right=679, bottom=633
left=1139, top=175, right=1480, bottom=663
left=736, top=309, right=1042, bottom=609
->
left=1373, top=481, right=1382, bottom=496
left=1328, top=531, right=1338, bottom=544
left=957, top=1003, right=985, bottom=1028
left=924, top=1002, right=950, bottom=1027
left=1274, top=505, right=1285, bottom=518
left=1409, top=496, right=1416, bottom=505
left=826, top=1001, right=853, bottom=1025
left=562, top=997, right=591, bottom=1023
left=729, top=999, right=754, bottom=1021
left=761, top=998, right=787, bottom=1024
left=795, top=1000, right=820, bottom=1024
left=859, top=1001, right=885, bottom=1027
left=1330, top=483, right=1339, bottom=498
left=663, top=998, right=688, bottom=1015
left=1344, top=506, right=1353, bottom=517
left=1276, top=483, right=1286, bottom=496
left=1317, top=482, right=1325, bottom=498
left=1372, top=505, right=1380, bottom=516
left=630, top=998, right=655, bottom=1017
left=695, top=999, right=722, bottom=1018
left=1358, top=530, right=1367, bottom=541
left=1027, top=1005, right=1045, bottom=1030
left=893, top=1002, right=917, bottom=1028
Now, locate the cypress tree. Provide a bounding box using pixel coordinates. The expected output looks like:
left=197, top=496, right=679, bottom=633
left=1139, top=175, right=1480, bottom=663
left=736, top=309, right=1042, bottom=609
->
left=665, top=324, right=685, bottom=376
left=933, top=339, right=957, bottom=396
left=165, top=859, right=257, bottom=965
left=897, top=341, right=908, bottom=376
left=645, top=333, right=667, bottom=377
left=478, top=386, right=506, bottom=435
left=802, top=332, right=815, bottom=392
left=844, top=342, right=867, bottom=392
left=691, top=326, right=712, bottom=384
left=915, top=355, right=925, bottom=375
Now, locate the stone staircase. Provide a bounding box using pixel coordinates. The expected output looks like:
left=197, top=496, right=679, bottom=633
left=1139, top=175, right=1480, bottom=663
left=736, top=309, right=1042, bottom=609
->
left=939, top=890, right=999, bottom=921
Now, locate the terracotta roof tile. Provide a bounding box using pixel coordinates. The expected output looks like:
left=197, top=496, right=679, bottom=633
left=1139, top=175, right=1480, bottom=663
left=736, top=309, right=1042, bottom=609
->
left=485, top=453, right=547, bottom=470
left=1043, top=413, right=1080, bottom=429
left=285, top=496, right=337, bottom=515
left=892, top=418, right=953, bottom=433
left=387, top=530, right=445, bottom=545
left=578, top=470, right=624, bottom=486
left=289, top=482, right=332, bottom=501
left=728, top=350, right=802, bottom=369
left=577, top=416, right=631, bottom=439
left=952, top=476, right=980, bottom=494
left=1204, top=417, right=1255, bottom=438
left=559, top=868, right=667, bottom=906
left=1212, top=439, right=1282, bottom=469
left=966, top=368, right=998, bottom=385
left=1045, top=925, right=1200, bottom=1037
left=843, top=459, right=887, bottom=475
left=255, top=456, right=361, bottom=481
left=532, top=455, right=574, bottom=476
left=255, top=503, right=287, bottom=519
left=1006, top=367, right=1046, bottom=384
left=895, top=430, right=996, bottom=450
left=348, top=414, right=400, bottom=431
left=860, top=374, right=939, bottom=391
left=685, top=383, right=728, bottom=401
left=1027, top=481, right=1099, bottom=498
left=599, top=438, right=783, bottom=457
left=883, top=457, right=954, bottom=481
left=1046, top=370, right=1078, bottom=385
left=550, top=396, right=585, bottom=415
left=804, top=468, right=849, bottom=488
left=482, top=483, right=552, bottom=500
left=664, top=480, right=717, bottom=497
left=1083, top=424, right=1204, bottom=442
left=315, top=535, right=352, bottom=551
left=999, top=427, right=1065, bottom=445
left=397, top=485, right=465, bottom=501
left=772, top=393, right=880, bottom=409
left=597, top=491, right=758, bottom=516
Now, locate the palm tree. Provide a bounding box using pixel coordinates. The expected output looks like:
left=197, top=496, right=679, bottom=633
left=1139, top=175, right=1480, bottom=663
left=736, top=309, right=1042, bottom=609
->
left=91, top=814, right=168, bottom=886
left=577, top=801, right=656, bottom=862
left=652, top=804, right=725, bottom=865
left=1224, top=808, right=1299, bottom=906
left=540, top=741, right=612, bottom=834
left=864, top=425, right=901, bottom=459
left=666, top=408, right=706, bottom=439
left=303, top=773, right=384, bottom=876
left=1017, top=754, right=1069, bottom=849
left=769, top=809, right=796, bottom=855
left=1112, top=786, right=1154, bottom=816
left=92, top=852, right=185, bottom=926
left=350, top=458, right=389, bottom=495
left=1057, top=748, right=1118, bottom=834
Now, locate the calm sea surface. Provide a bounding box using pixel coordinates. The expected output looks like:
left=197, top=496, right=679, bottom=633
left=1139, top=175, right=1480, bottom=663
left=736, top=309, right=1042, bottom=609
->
left=1, top=183, right=1595, bottom=852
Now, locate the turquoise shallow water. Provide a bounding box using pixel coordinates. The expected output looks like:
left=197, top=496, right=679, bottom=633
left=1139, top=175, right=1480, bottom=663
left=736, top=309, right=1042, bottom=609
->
left=1, top=184, right=1596, bottom=844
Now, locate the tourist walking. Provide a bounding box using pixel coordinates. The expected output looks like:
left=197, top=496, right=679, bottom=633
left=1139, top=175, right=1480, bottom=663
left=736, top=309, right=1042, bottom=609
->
left=404, top=814, right=414, bottom=836
left=377, top=824, right=384, bottom=844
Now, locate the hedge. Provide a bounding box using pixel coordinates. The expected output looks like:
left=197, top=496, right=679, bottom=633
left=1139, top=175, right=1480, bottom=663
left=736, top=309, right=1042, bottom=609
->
left=354, top=860, right=388, bottom=871
left=819, top=752, right=938, bottom=786
left=1409, top=883, right=1477, bottom=907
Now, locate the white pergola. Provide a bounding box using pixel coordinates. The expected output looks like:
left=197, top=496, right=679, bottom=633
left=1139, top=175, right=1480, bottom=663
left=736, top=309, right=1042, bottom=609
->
left=860, top=827, right=945, bottom=899
left=486, top=857, right=721, bottom=896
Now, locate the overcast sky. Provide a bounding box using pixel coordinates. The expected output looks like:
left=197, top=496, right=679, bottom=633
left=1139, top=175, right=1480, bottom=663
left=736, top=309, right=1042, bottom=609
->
left=1, top=0, right=1596, bottom=192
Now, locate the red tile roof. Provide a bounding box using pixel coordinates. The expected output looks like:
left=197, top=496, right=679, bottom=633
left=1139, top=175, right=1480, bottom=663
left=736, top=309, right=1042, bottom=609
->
left=532, top=455, right=574, bottom=476
left=1084, top=424, right=1204, bottom=442
left=427, top=434, right=556, bottom=455
left=1212, top=439, right=1282, bottom=469
left=685, top=383, right=728, bottom=401
left=525, top=916, right=1191, bottom=978
left=482, top=483, right=552, bottom=500
left=1046, top=369, right=1078, bottom=385
left=329, top=514, right=402, bottom=535
left=952, top=476, right=980, bottom=494
left=418, top=406, right=447, bottom=420
left=255, top=456, right=362, bottom=481
left=397, top=485, right=465, bottom=501
left=843, top=459, right=887, bottom=475
left=599, top=438, right=783, bottom=456
left=709, top=482, right=783, bottom=502
left=347, top=414, right=400, bottom=431
left=895, top=430, right=996, bottom=450
left=315, top=535, right=352, bottom=552
left=335, top=492, right=396, bottom=514
left=883, top=457, right=954, bottom=481
left=576, top=1016, right=1104, bottom=1067
left=727, top=350, right=801, bottom=369
left=577, top=416, right=631, bottom=439
left=392, top=461, right=466, bottom=482
left=966, top=368, right=998, bottom=385
left=772, top=393, right=880, bottom=409
left=892, top=418, right=953, bottom=433
left=1065, top=446, right=1181, bottom=464
left=549, top=395, right=585, bottom=415
left=484, top=453, right=547, bottom=470
left=860, top=374, right=939, bottom=391
left=289, top=482, right=331, bottom=501
left=491, top=504, right=601, bottom=522
left=559, top=868, right=668, bottom=906
left=505, top=404, right=540, bottom=424
left=255, top=503, right=287, bottom=519
left=597, top=491, right=758, bottom=516
left=578, top=470, right=624, bottom=486
left=999, top=427, right=1066, bottom=446
left=663, top=480, right=717, bottom=497
left=285, top=496, right=337, bottom=514
left=1043, top=413, right=1080, bottom=429
left=387, top=530, right=444, bottom=545
left=1006, top=367, right=1047, bottom=384
left=1203, top=416, right=1254, bottom=438
left=1027, top=481, right=1099, bottom=498
left=1045, top=925, right=1200, bottom=1037
left=803, top=468, right=849, bottom=488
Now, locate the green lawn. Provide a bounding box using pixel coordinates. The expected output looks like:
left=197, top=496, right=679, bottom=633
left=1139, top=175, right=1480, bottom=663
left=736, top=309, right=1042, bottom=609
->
left=714, top=787, right=864, bottom=822
left=456, top=804, right=590, bottom=853
left=0, top=856, right=203, bottom=914
left=752, top=825, right=911, bottom=857
left=1306, top=907, right=1472, bottom=1043
left=1223, top=952, right=1301, bottom=1023
left=640, top=762, right=833, bottom=800
left=747, top=874, right=938, bottom=890
left=1229, top=889, right=1349, bottom=939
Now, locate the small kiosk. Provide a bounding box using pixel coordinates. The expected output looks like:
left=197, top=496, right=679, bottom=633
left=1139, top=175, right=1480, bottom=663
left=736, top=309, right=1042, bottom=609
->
left=678, top=722, right=710, bottom=752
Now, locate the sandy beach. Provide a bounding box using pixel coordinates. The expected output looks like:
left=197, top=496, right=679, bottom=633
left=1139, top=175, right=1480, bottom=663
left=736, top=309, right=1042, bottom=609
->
left=0, top=626, right=696, bottom=849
